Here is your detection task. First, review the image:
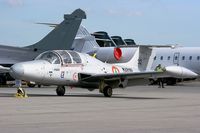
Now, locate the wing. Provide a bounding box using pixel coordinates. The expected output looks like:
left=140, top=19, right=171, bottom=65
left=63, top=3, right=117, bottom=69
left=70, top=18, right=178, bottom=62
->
left=79, top=71, right=162, bottom=82
left=0, top=65, right=10, bottom=73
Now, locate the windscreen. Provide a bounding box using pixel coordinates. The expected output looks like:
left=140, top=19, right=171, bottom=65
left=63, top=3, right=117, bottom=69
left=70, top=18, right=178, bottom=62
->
left=36, top=51, right=60, bottom=64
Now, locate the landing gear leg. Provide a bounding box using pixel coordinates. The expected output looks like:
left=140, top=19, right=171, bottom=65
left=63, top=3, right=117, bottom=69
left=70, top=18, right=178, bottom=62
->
left=56, top=86, right=65, bottom=96
left=15, top=80, right=28, bottom=98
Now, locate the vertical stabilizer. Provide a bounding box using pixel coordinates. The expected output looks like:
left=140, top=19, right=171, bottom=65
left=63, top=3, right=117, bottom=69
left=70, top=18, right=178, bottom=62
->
left=71, top=25, right=100, bottom=53
left=138, top=46, right=153, bottom=71
left=117, top=46, right=154, bottom=71
left=26, top=9, right=86, bottom=51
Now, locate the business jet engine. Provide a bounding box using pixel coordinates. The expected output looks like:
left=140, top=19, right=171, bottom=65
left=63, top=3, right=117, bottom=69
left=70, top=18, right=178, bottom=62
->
left=92, top=47, right=135, bottom=63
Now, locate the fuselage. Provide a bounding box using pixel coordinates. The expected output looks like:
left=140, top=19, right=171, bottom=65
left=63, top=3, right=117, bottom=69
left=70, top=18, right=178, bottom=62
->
left=10, top=50, right=124, bottom=86
left=152, top=47, right=200, bottom=75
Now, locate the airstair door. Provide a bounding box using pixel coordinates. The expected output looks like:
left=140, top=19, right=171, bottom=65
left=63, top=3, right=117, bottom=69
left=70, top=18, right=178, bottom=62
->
left=173, top=52, right=180, bottom=65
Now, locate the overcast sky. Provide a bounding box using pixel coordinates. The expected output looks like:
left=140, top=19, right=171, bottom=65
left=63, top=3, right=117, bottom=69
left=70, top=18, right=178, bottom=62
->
left=0, top=0, right=200, bottom=47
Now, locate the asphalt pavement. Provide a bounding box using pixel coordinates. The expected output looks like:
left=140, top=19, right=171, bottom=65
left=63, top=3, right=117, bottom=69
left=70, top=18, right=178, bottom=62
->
left=0, top=82, right=200, bottom=133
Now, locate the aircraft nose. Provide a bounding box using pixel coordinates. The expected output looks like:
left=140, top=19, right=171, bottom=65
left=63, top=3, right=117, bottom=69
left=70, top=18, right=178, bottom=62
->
left=10, top=63, right=24, bottom=79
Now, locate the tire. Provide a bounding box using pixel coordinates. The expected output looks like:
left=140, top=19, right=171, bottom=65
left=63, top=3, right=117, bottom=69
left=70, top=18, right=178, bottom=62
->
left=56, top=86, right=65, bottom=96
left=103, top=86, right=113, bottom=97
left=166, top=78, right=177, bottom=85
left=27, top=82, right=36, bottom=88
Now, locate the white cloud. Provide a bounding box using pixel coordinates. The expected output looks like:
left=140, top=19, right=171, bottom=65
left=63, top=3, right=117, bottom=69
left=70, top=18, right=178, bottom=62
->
left=5, top=0, right=24, bottom=7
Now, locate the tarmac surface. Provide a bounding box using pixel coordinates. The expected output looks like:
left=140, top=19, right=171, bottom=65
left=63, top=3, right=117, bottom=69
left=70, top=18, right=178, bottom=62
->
left=1, top=82, right=200, bottom=133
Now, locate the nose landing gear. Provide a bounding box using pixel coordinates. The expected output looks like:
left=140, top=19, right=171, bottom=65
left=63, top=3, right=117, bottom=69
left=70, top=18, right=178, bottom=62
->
left=15, top=80, right=28, bottom=98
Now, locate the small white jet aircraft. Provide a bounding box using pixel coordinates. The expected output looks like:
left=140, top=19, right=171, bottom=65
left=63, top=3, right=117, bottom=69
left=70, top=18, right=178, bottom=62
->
left=8, top=50, right=162, bottom=97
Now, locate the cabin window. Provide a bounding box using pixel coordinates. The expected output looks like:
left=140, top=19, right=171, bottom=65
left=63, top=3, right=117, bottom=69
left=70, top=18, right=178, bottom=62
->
left=160, top=56, right=163, bottom=60
left=189, top=56, right=192, bottom=60
left=167, top=56, right=170, bottom=60
left=174, top=56, right=178, bottom=60
left=182, top=56, right=185, bottom=60
left=197, top=56, right=200, bottom=60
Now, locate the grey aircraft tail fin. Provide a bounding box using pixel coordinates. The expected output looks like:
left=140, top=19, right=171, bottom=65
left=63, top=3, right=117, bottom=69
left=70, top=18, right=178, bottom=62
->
left=71, top=25, right=100, bottom=53
left=26, top=9, right=86, bottom=51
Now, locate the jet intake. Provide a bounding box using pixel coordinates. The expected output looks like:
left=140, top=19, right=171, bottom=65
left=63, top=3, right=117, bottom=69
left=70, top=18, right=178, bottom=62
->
left=165, top=66, right=198, bottom=78
left=91, top=47, right=131, bottom=63
left=114, top=48, right=122, bottom=61
left=90, top=47, right=135, bottom=63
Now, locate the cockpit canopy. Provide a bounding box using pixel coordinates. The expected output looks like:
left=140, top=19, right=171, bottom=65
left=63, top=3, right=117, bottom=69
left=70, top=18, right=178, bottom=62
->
left=36, top=50, right=82, bottom=64
left=36, top=51, right=60, bottom=64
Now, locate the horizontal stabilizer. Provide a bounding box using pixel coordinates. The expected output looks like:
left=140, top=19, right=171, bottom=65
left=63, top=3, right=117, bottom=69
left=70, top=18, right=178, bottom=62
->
left=35, top=23, right=57, bottom=28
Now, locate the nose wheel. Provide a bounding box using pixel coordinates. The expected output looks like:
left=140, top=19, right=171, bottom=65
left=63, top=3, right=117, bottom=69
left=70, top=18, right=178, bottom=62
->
left=56, top=86, right=65, bottom=96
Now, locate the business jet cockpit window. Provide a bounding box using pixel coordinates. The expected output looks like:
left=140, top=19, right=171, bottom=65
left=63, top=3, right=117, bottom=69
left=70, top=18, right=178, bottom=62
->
left=36, top=51, right=60, bottom=64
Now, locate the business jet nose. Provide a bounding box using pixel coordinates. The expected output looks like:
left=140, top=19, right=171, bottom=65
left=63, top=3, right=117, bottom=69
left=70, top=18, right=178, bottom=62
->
left=10, top=63, right=24, bottom=79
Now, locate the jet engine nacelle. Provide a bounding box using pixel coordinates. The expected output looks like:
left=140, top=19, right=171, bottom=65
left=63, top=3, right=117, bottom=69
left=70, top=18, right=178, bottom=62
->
left=94, top=47, right=135, bottom=63
left=165, top=66, right=198, bottom=78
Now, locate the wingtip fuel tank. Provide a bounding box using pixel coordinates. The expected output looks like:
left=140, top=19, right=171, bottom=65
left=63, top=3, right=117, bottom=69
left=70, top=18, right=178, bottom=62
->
left=165, top=66, right=198, bottom=78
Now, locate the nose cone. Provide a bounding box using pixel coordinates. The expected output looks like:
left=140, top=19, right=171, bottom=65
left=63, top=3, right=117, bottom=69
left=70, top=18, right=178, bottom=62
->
left=10, top=63, right=24, bottom=79
left=10, top=60, right=47, bottom=82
